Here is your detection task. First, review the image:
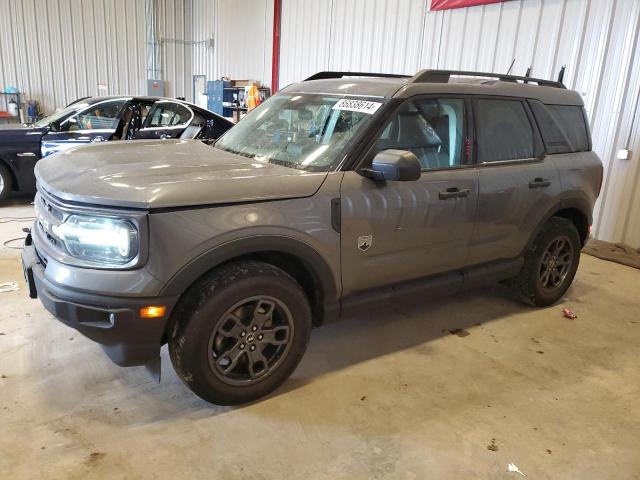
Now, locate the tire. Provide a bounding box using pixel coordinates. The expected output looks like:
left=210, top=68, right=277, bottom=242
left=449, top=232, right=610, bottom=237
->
left=0, top=163, right=13, bottom=202
left=169, top=260, right=312, bottom=405
left=509, top=217, right=581, bottom=307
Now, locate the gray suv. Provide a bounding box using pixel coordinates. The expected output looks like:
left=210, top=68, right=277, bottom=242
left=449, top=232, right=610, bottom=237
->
left=22, top=70, right=603, bottom=405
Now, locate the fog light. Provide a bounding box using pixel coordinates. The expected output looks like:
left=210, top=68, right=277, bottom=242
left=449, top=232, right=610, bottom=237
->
left=139, top=306, right=166, bottom=319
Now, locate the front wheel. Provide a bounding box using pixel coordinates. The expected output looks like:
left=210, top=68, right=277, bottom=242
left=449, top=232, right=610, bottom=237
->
left=169, top=260, right=312, bottom=405
left=0, top=163, right=13, bottom=202
left=510, top=217, right=582, bottom=306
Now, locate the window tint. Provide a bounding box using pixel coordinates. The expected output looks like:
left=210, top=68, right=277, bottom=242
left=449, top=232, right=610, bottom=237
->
left=530, top=101, right=589, bottom=153
left=65, top=100, right=126, bottom=131
left=376, top=98, right=465, bottom=170
left=146, top=102, right=192, bottom=128
left=475, top=99, right=534, bottom=162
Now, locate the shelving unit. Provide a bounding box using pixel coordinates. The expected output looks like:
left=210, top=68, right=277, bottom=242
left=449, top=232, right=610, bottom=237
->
left=222, top=86, right=270, bottom=118
left=0, top=91, right=22, bottom=123
left=222, top=86, right=248, bottom=118
left=207, top=80, right=270, bottom=122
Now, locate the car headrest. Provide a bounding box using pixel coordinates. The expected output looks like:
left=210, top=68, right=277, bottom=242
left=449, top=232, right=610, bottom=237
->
left=297, top=109, right=313, bottom=121
left=397, top=112, right=442, bottom=149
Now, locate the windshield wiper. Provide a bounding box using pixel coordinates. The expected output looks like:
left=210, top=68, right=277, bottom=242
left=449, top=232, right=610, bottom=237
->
left=215, top=145, right=255, bottom=159
left=266, top=158, right=308, bottom=171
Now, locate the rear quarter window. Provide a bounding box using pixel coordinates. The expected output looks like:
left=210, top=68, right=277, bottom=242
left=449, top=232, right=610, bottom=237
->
left=529, top=100, right=590, bottom=153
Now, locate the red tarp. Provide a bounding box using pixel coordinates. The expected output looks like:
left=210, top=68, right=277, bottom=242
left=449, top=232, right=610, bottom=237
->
left=430, top=0, right=511, bottom=11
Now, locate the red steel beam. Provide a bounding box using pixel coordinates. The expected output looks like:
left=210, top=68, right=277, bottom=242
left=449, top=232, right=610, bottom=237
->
left=271, top=0, right=282, bottom=93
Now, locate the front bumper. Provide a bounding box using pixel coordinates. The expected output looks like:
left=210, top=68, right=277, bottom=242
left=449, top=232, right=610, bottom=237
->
left=22, top=234, right=178, bottom=366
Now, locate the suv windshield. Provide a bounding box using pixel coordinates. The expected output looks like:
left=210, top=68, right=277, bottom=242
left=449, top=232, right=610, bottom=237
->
left=215, top=93, right=385, bottom=171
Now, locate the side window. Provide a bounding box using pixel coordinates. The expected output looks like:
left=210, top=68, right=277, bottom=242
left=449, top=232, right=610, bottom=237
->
left=138, top=103, right=154, bottom=127
left=375, top=98, right=466, bottom=170
left=475, top=99, right=535, bottom=162
left=529, top=100, right=589, bottom=153
left=548, top=105, right=589, bottom=151
left=145, top=102, right=192, bottom=128
left=65, top=100, right=126, bottom=131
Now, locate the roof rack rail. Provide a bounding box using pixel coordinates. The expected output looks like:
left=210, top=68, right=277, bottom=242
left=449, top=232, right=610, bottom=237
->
left=409, top=69, right=566, bottom=89
left=304, top=71, right=411, bottom=81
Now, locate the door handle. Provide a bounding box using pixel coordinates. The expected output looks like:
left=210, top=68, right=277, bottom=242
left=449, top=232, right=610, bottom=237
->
left=529, top=177, right=551, bottom=188
left=17, top=152, right=36, bottom=157
left=438, top=187, right=470, bottom=200
left=92, top=136, right=105, bottom=143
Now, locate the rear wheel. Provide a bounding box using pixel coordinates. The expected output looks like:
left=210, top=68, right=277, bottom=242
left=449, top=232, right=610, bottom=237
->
left=0, top=163, right=13, bottom=202
left=510, top=217, right=581, bottom=306
left=169, top=260, right=312, bottom=405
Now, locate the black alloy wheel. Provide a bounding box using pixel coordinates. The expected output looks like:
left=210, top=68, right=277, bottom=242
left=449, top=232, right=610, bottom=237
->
left=209, top=296, right=294, bottom=385
left=538, top=236, right=574, bottom=291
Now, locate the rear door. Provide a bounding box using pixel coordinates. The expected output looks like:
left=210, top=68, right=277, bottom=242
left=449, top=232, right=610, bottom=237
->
left=40, top=99, right=128, bottom=157
left=467, top=97, right=561, bottom=265
left=340, top=96, right=478, bottom=296
left=132, top=100, right=194, bottom=140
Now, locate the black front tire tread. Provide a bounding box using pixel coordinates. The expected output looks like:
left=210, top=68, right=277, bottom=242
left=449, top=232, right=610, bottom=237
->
left=169, top=260, right=311, bottom=405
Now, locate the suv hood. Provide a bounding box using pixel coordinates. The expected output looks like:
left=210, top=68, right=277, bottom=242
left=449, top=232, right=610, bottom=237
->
left=35, top=139, right=328, bottom=209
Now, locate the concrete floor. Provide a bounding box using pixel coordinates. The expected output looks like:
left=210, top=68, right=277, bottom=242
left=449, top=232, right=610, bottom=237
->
left=1, top=196, right=639, bottom=480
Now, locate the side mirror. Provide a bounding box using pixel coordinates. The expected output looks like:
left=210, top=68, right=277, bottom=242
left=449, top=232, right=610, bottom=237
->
left=361, top=149, right=421, bottom=182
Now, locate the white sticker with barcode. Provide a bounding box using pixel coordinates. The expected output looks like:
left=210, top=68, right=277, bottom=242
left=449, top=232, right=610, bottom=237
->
left=332, top=99, right=382, bottom=115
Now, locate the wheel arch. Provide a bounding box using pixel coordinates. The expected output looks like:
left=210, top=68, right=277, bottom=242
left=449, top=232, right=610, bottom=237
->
left=525, top=197, right=592, bottom=254
left=160, top=236, right=339, bottom=342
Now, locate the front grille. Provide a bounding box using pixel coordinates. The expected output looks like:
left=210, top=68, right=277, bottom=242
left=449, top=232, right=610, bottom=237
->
left=37, top=219, right=59, bottom=247
left=40, top=194, right=64, bottom=221
left=34, top=244, right=48, bottom=267
left=34, top=188, right=67, bottom=257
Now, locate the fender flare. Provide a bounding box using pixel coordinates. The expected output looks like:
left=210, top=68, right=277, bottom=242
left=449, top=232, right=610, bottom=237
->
left=159, top=235, right=339, bottom=313
left=523, top=195, right=592, bottom=254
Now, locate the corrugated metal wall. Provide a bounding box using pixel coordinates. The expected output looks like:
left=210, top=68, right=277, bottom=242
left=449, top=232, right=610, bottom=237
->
left=152, top=0, right=193, bottom=100
left=0, top=0, right=272, bottom=110
left=279, top=0, right=426, bottom=87
left=0, top=0, right=146, bottom=113
left=191, top=0, right=273, bottom=88
left=0, top=0, right=638, bottom=246
left=279, top=0, right=640, bottom=247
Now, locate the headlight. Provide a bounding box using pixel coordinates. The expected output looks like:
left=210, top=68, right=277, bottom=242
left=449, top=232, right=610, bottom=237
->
left=52, top=215, right=139, bottom=266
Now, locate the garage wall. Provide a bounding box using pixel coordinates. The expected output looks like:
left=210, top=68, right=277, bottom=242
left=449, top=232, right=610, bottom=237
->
left=279, top=0, right=640, bottom=247
left=0, top=0, right=146, bottom=114
left=191, top=0, right=274, bottom=88
left=151, top=0, right=194, bottom=100
left=1, top=0, right=638, bottom=246
left=279, top=0, right=426, bottom=87
left=0, top=0, right=273, bottom=111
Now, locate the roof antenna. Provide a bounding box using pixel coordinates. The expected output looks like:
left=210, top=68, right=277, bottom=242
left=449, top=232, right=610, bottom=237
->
left=506, top=58, right=516, bottom=75
left=557, top=65, right=566, bottom=84
left=524, top=66, right=532, bottom=83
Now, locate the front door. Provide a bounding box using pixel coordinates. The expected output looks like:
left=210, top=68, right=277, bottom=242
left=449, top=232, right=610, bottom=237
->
left=340, top=96, right=478, bottom=296
left=41, top=99, right=128, bottom=157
